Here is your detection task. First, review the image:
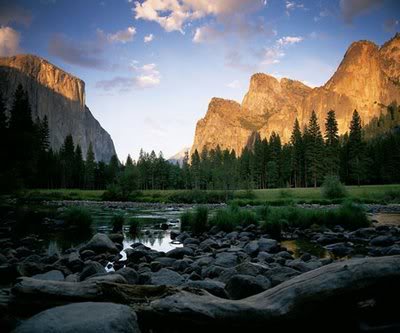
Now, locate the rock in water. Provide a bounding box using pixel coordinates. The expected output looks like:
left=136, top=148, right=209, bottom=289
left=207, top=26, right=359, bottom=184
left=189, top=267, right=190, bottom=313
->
left=14, top=302, right=141, bottom=333
left=190, top=34, right=400, bottom=156
left=82, top=233, right=119, bottom=254
left=0, top=55, right=116, bottom=161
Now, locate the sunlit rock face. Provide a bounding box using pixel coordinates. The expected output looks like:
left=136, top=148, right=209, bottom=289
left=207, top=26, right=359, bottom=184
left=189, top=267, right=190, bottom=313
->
left=191, top=34, right=400, bottom=156
left=0, top=54, right=116, bottom=162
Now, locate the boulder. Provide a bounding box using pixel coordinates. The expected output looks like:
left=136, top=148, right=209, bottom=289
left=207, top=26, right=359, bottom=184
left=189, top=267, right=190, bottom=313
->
left=14, top=302, right=141, bottom=333
left=258, top=238, right=279, bottom=253
left=149, top=268, right=185, bottom=286
left=369, top=235, right=395, bottom=247
left=225, top=274, right=271, bottom=300
left=243, top=241, right=259, bottom=257
left=184, top=279, right=228, bottom=298
left=32, top=270, right=64, bottom=281
left=166, top=247, right=194, bottom=259
left=264, top=266, right=300, bottom=286
left=83, top=234, right=119, bottom=254
left=214, top=252, right=239, bottom=268
left=79, top=261, right=106, bottom=281
left=116, top=267, right=139, bottom=284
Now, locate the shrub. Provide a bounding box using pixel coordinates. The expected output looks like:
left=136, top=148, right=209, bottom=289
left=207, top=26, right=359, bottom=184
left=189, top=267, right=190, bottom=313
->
left=180, top=206, right=209, bottom=234
left=61, top=207, right=93, bottom=232
left=210, top=205, right=258, bottom=232
left=383, top=189, right=400, bottom=203
left=321, top=175, right=347, bottom=199
left=111, top=214, right=125, bottom=233
left=129, top=218, right=141, bottom=235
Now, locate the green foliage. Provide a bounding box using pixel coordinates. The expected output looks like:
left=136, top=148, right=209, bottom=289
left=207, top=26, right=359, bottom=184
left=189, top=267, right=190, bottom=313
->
left=383, top=189, right=400, bottom=203
left=210, top=205, right=258, bottom=232
left=61, top=207, right=93, bottom=232
left=180, top=206, right=209, bottom=234
left=129, top=218, right=141, bottom=235
left=321, top=175, right=348, bottom=199
left=258, top=202, right=369, bottom=232
left=111, top=214, right=125, bottom=232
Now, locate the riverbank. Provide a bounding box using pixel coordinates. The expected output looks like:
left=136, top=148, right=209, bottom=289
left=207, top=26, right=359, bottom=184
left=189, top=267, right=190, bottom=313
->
left=1, top=200, right=400, bottom=331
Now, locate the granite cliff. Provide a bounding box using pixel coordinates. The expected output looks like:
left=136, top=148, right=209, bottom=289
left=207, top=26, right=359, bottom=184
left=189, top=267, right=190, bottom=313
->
left=0, top=54, right=116, bottom=161
left=191, top=34, right=400, bottom=156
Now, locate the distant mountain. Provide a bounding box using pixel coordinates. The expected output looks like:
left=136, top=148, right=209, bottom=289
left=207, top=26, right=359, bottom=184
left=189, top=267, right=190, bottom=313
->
left=191, top=33, right=400, bottom=156
left=0, top=54, right=116, bottom=162
left=168, top=147, right=190, bottom=166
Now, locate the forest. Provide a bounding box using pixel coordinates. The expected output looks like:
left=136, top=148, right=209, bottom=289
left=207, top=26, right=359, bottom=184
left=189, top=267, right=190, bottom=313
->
left=1, top=85, right=399, bottom=194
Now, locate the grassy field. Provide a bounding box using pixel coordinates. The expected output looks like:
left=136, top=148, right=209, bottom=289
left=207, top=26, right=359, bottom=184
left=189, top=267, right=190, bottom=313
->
left=16, top=184, right=400, bottom=205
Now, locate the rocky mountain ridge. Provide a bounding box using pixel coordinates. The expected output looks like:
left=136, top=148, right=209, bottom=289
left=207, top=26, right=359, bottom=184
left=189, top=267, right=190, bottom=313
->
left=191, top=33, right=400, bottom=156
left=0, top=54, right=116, bottom=161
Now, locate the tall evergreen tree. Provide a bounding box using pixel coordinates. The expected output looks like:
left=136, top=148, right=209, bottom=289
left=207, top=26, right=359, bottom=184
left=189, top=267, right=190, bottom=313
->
left=324, top=110, right=340, bottom=175
left=290, top=118, right=303, bottom=188
left=85, top=143, right=96, bottom=189
left=305, top=111, right=325, bottom=187
left=60, top=135, right=75, bottom=188
left=348, top=110, right=368, bottom=185
left=73, top=145, right=85, bottom=188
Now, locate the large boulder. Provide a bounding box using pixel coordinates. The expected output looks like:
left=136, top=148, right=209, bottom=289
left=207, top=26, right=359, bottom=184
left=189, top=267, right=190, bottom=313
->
left=14, top=302, right=141, bottom=333
left=166, top=247, right=194, bottom=259
left=214, top=252, right=239, bottom=268
left=83, top=234, right=119, bottom=254
left=225, top=274, right=271, bottom=300
left=149, top=268, right=185, bottom=286
left=258, top=238, right=279, bottom=253
left=116, top=267, right=139, bottom=284
left=31, top=270, right=64, bottom=282
left=184, top=279, right=228, bottom=298
left=79, top=261, right=106, bottom=281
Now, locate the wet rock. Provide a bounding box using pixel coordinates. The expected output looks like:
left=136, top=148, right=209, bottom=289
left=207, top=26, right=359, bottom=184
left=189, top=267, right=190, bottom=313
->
left=243, top=240, right=259, bottom=257
left=173, top=259, right=192, bottom=272
left=369, top=235, right=395, bottom=247
left=150, top=261, right=162, bottom=272
left=149, top=268, right=185, bottom=286
left=185, top=279, right=228, bottom=298
left=79, top=261, right=106, bottom=281
left=87, top=273, right=127, bottom=284
left=125, top=248, right=149, bottom=262
left=155, top=257, right=176, bottom=268
left=32, top=270, right=64, bottom=281
left=258, top=238, right=279, bottom=253
left=257, top=251, right=274, bottom=263
left=116, top=267, right=139, bottom=284
left=108, top=233, right=124, bottom=244
left=83, top=233, right=119, bottom=254
left=183, top=238, right=200, bottom=246
left=199, top=239, right=219, bottom=251
left=13, top=302, right=141, bottom=333
left=214, top=252, right=239, bottom=268
left=67, top=252, right=83, bottom=272
left=225, top=274, right=271, bottom=300
left=80, top=250, right=96, bottom=260
left=264, top=266, right=300, bottom=286
left=166, top=247, right=194, bottom=259
left=325, top=243, right=353, bottom=257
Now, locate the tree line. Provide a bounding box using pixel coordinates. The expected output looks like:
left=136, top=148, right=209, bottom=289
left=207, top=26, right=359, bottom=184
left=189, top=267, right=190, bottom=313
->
left=1, top=85, right=399, bottom=193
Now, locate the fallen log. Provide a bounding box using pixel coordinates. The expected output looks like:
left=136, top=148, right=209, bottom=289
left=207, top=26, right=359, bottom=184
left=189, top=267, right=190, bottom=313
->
left=140, top=255, right=400, bottom=331
left=9, top=256, right=400, bottom=331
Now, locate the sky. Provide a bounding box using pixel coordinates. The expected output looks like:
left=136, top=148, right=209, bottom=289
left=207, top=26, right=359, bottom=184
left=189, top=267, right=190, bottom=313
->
left=0, top=0, right=399, bottom=162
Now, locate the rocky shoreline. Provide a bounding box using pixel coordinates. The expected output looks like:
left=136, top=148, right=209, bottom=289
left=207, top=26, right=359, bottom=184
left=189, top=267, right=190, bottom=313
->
left=2, top=214, right=400, bottom=332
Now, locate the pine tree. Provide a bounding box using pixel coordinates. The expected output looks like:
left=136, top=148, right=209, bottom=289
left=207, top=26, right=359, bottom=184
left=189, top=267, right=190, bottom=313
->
left=126, top=154, right=133, bottom=168
left=290, top=118, right=303, bottom=187
left=305, top=111, right=325, bottom=187
left=191, top=149, right=201, bottom=189
left=73, top=144, right=84, bottom=188
left=60, top=135, right=75, bottom=188
left=85, top=143, right=96, bottom=189
left=348, top=110, right=368, bottom=185
left=39, top=115, right=50, bottom=152
left=0, top=92, right=6, bottom=131
left=324, top=110, right=340, bottom=175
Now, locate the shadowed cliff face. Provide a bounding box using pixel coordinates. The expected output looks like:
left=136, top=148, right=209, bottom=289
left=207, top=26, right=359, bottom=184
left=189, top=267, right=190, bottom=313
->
left=0, top=54, right=116, bottom=162
left=191, top=34, right=400, bottom=157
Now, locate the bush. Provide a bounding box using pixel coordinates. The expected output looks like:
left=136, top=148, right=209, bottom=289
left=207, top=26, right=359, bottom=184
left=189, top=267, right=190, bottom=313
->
left=111, top=214, right=125, bottom=233
left=180, top=206, right=209, bottom=234
left=210, top=205, right=258, bottom=232
left=321, top=175, right=347, bottom=199
left=61, top=207, right=93, bottom=232
left=129, top=218, right=141, bottom=235
left=383, top=189, right=400, bottom=203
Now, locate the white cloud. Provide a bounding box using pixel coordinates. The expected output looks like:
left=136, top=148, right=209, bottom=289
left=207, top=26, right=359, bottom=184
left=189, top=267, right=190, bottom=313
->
left=133, top=0, right=266, bottom=33
left=227, top=80, right=240, bottom=89
left=193, top=26, right=221, bottom=43
left=277, top=36, right=303, bottom=46
left=96, top=61, right=161, bottom=91
left=261, top=35, right=303, bottom=65
left=0, top=26, right=20, bottom=57
left=99, top=26, right=136, bottom=43
left=144, top=33, right=154, bottom=43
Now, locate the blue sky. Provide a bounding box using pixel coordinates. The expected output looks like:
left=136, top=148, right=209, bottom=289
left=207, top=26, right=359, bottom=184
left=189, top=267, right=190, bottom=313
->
left=0, top=0, right=399, bottom=161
